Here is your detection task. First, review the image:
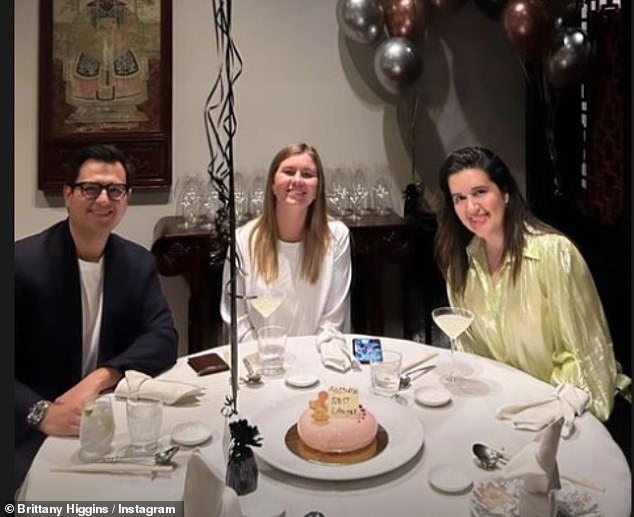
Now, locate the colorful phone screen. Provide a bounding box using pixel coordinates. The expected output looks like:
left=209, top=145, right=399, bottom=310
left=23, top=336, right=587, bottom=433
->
left=352, top=338, right=383, bottom=364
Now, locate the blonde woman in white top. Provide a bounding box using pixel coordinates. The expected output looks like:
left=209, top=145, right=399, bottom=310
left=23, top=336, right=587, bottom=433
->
left=221, top=143, right=352, bottom=342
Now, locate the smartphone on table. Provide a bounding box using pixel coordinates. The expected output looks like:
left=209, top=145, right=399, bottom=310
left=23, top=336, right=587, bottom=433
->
left=352, top=338, right=383, bottom=364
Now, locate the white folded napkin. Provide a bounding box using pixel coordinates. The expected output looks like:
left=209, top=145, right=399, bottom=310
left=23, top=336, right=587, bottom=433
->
left=114, top=370, right=206, bottom=405
left=183, top=452, right=243, bottom=517
left=502, top=418, right=564, bottom=517
left=495, top=382, right=590, bottom=438
left=315, top=329, right=350, bottom=372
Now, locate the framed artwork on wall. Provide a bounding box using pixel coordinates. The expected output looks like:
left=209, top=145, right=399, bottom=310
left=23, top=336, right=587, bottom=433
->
left=38, top=0, right=172, bottom=193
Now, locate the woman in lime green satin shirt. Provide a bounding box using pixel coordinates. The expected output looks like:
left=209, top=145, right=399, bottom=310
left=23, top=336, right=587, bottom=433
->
left=434, top=146, right=630, bottom=421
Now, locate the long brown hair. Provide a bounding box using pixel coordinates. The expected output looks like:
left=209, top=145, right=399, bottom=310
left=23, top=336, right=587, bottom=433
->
left=249, top=143, right=331, bottom=284
left=434, top=146, right=555, bottom=295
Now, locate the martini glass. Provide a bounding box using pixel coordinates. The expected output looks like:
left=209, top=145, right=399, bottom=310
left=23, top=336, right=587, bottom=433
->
left=432, top=307, right=474, bottom=384
left=248, top=288, right=284, bottom=321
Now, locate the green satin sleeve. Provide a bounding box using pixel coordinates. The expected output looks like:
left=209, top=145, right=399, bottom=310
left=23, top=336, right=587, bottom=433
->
left=447, top=233, right=630, bottom=422
left=543, top=237, right=630, bottom=421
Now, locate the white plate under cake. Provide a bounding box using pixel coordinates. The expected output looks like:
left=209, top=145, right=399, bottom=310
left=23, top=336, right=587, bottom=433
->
left=247, top=390, right=425, bottom=481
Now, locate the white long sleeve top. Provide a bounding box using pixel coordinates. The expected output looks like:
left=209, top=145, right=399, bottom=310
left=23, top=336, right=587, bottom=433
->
left=220, top=218, right=352, bottom=342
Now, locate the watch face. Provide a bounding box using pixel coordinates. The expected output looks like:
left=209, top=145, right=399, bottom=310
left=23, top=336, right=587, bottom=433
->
left=27, top=400, right=50, bottom=427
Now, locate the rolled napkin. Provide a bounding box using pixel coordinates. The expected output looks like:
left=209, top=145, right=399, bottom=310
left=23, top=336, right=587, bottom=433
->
left=495, top=382, right=590, bottom=438
left=114, top=370, right=206, bottom=405
left=183, top=452, right=243, bottom=517
left=316, top=328, right=351, bottom=372
left=502, top=417, right=564, bottom=517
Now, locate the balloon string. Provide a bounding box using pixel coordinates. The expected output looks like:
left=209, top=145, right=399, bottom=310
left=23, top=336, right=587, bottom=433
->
left=517, top=56, right=534, bottom=89
left=520, top=57, right=563, bottom=197
left=540, top=60, right=563, bottom=196
left=410, top=93, right=419, bottom=183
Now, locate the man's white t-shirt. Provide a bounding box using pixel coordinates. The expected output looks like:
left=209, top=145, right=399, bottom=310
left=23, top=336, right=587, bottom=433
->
left=78, top=257, right=104, bottom=376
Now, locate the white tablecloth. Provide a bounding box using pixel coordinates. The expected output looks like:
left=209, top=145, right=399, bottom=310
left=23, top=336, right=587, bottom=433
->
left=20, top=335, right=631, bottom=517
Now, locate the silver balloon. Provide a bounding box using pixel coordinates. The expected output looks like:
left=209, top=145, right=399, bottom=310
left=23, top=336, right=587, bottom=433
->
left=337, top=0, right=385, bottom=45
left=546, top=28, right=593, bottom=87
left=374, top=37, right=422, bottom=95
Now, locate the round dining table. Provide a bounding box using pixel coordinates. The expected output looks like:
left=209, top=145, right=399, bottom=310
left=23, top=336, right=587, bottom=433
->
left=19, top=335, right=631, bottom=517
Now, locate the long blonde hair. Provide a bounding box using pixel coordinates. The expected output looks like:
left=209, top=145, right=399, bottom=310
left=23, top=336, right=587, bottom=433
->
left=249, top=143, right=331, bottom=284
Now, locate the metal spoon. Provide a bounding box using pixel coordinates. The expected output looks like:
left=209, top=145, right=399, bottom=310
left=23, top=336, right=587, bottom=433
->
left=154, top=445, right=180, bottom=465
left=242, top=357, right=263, bottom=385
left=473, top=442, right=505, bottom=470
left=472, top=442, right=605, bottom=492
left=98, top=445, right=180, bottom=466
left=399, top=364, right=436, bottom=390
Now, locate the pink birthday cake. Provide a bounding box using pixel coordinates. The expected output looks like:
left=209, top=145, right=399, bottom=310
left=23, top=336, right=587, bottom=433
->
left=296, top=389, right=378, bottom=454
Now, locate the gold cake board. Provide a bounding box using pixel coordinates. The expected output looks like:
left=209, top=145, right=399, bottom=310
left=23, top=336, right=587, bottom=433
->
left=285, top=424, right=389, bottom=465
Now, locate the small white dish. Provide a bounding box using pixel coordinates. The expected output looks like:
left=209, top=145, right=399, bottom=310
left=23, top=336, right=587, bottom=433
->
left=171, top=421, right=212, bottom=447
left=428, top=464, right=473, bottom=493
left=414, top=385, right=452, bottom=407
left=285, top=375, right=319, bottom=389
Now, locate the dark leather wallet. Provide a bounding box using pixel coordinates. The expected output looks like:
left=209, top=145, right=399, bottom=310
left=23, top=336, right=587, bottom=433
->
left=187, top=352, right=230, bottom=376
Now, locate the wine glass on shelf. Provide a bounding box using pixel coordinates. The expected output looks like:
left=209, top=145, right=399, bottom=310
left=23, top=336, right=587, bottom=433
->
left=199, top=182, right=219, bottom=231
left=234, top=172, right=248, bottom=224
left=250, top=174, right=266, bottom=217
left=348, top=168, right=369, bottom=221
left=373, top=176, right=393, bottom=216
left=176, top=173, right=202, bottom=230
left=431, top=307, right=474, bottom=384
left=331, top=167, right=351, bottom=219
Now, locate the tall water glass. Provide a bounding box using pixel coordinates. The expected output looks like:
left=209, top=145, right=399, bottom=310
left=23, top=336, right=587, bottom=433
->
left=79, top=396, right=115, bottom=461
left=257, top=325, right=287, bottom=376
left=126, top=398, right=163, bottom=453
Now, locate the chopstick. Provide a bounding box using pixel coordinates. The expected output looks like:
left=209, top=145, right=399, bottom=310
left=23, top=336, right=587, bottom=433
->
left=51, top=464, right=174, bottom=474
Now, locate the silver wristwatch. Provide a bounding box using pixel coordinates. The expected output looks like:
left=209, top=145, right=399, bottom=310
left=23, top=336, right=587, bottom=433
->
left=26, top=400, right=51, bottom=428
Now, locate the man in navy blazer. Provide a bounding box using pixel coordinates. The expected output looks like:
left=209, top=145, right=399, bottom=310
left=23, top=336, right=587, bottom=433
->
left=15, top=144, right=178, bottom=491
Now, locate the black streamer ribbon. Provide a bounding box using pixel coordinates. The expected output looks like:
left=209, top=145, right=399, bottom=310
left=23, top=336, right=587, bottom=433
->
left=205, top=0, right=243, bottom=412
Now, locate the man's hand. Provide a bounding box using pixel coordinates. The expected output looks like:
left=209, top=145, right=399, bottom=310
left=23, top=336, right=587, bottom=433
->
left=38, top=402, right=81, bottom=436
left=39, top=367, right=122, bottom=437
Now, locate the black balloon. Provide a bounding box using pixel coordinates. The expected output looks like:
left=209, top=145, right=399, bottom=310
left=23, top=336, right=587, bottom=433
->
left=474, top=0, right=509, bottom=20
left=546, top=27, right=593, bottom=87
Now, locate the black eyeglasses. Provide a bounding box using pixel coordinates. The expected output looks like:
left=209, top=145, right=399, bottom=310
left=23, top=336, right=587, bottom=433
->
left=71, top=182, right=130, bottom=201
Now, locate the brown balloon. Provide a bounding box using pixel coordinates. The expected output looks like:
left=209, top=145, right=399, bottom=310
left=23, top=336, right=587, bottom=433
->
left=502, top=0, right=553, bottom=58
left=428, top=0, right=468, bottom=12
left=382, top=0, right=429, bottom=42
